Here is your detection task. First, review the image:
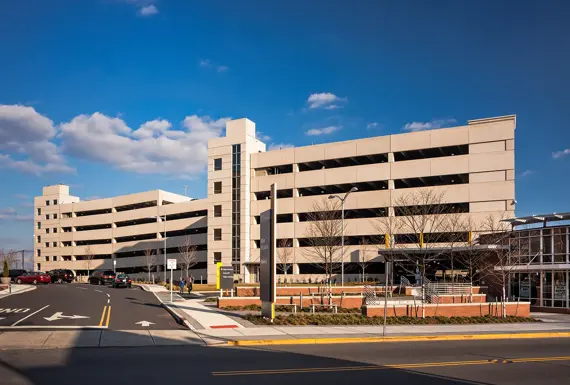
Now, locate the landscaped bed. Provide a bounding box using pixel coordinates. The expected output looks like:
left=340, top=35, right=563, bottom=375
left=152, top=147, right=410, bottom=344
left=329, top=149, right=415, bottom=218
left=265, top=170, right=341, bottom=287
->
left=243, top=313, right=538, bottom=326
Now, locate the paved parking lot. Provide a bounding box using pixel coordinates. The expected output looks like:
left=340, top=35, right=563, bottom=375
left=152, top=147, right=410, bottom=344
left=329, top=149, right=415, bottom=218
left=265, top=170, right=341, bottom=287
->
left=0, top=283, right=185, bottom=330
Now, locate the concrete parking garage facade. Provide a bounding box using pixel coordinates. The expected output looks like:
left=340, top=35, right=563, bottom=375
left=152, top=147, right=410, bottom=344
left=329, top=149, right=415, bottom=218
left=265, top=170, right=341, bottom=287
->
left=34, top=115, right=516, bottom=284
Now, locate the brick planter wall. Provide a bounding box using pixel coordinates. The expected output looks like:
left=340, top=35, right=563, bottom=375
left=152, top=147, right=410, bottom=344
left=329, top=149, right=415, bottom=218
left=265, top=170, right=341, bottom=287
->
left=430, top=294, right=486, bottom=304
left=218, top=295, right=365, bottom=309
left=235, top=286, right=395, bottom=297
left=363, top=302, right=530, bottom=318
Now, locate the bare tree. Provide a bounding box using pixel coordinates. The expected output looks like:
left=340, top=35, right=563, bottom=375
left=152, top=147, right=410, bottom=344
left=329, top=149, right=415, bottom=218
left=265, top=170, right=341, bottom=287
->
left=84, top=245, right=95, bottom=279
left=478, top=212, right=523, bottom=317
left=442, top=212, right=467, bottom=284
left=375, top=189, right=450, bottom=317
left=456, top=216, right=487, bottom=302
left=277, top=239, right=293, bottom=277
left=1, top=249, right=17, bottom=269
left=357, top=240, right=373, bottom=282
left=143, top=248, right=157, bottom=282
left=178, top=236, right=198, bottom=280
left=302, top=198, right=344, bottom=285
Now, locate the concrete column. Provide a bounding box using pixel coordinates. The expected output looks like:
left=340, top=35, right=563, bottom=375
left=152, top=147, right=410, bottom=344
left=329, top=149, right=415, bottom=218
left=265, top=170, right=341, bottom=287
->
left=388, top=152, right=394, bottom=162
left=388, top=180, right=395, bottom=190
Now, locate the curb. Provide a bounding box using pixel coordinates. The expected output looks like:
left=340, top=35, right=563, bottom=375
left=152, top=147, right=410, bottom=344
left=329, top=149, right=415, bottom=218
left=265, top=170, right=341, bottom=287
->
left=0, top=285, right=37, bottom=298
left=150, top=290, right=194, bottom=330
left=161, top=303, right=195, bottom=330
left=226, top=331, right=570, bottom=347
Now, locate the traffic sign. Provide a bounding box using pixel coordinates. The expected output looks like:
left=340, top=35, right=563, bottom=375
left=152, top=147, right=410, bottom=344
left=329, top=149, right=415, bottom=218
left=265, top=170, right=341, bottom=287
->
left=167, top=259, right=177, bottom=269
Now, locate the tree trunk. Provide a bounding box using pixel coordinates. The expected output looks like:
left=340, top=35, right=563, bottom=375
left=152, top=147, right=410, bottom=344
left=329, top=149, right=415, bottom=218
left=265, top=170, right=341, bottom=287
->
left=502, top=284, right=507, bottom=318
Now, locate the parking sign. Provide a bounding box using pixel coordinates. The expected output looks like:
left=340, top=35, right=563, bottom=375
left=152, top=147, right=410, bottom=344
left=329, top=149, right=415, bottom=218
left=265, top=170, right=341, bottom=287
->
left=167, top=259, right=177, bottom=270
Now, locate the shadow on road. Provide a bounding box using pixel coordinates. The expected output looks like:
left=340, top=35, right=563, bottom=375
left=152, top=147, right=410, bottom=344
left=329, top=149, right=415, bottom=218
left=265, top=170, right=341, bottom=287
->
left=0, top=329, right=506, bottom=385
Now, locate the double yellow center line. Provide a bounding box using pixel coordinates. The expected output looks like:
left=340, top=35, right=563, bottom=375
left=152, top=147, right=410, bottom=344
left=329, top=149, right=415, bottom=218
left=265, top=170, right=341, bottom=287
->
left=212, top=356, right=570, bottom=376
left=98, top=306, right=111, bottom=327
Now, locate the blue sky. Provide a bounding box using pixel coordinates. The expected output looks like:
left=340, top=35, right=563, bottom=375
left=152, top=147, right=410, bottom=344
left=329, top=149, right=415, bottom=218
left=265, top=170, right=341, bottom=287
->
left=0, top=0, right=569, bottom=251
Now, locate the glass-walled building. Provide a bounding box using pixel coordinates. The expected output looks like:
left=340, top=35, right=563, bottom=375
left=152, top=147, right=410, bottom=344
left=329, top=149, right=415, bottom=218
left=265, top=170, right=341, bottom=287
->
left=505, top=214, right=570, bottom=311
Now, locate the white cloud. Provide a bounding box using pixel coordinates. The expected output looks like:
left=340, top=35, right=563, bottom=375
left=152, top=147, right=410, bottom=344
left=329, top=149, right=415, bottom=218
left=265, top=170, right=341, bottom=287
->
left=199, top=59, right=229, bottom=73
left=552, top=149, right=570, bottom=159
left=13, top=194, right=29, bottom=200
left=133, top=119, right=172, bottom=139
left=268, top=143, right=294, bottom=151
left=84, top=196, right=102, bottom=201
left=402, top=118, right=457, bottom=132
left=307, top=93, right=347, bottom=110
left=520, top=170, right=534, bottom=177
left=256, top=132, right=271, bottom=142
left=367, top=122, right=378, bottom=129
left=59, top=113, right=230, bottom=179
left=0, top=207, right=32, bottom=222
left=138, top=4, right=158, bottom=16
left=305, top=126, right=341, bottom=136
left=0, top=105, right=74, bottom=175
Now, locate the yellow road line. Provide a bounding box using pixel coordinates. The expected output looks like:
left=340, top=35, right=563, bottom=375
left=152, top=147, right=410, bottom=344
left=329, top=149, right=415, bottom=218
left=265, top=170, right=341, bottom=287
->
left=98, top=306, right=107, bottom=327
left=226, top=332, right=570, bottom=347
left=212, top=356, right=570, bottom=376
left=105, top=306, right=111, bottom=327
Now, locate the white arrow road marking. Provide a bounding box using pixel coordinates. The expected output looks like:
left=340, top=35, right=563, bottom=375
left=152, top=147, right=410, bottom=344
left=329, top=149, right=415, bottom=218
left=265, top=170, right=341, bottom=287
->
left=136, top=321, right=155, bottom=327
left=95, top=290, right=102, bottom=293
left=0, top=317, right=5, bottom=321
left=43, top=312, right=90, bottom=322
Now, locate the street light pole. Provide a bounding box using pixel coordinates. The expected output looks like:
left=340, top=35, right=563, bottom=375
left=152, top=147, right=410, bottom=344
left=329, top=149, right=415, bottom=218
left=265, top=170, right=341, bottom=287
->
left=329, top=187, right=358, bottom=286
left=163, top=215, right=167, bottom=282
left=149, top=215, right=168, bottom=282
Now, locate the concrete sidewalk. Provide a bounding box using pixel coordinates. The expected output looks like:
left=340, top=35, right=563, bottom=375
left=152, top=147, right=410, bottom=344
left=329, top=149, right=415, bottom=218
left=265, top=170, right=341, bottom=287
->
left=138, top=284, right=243, bottom=330
left=193, top=322, right=570, bottom=346
left=0, top=329, right=204, bottom=349
left=0, top=284, right=36, bottom=299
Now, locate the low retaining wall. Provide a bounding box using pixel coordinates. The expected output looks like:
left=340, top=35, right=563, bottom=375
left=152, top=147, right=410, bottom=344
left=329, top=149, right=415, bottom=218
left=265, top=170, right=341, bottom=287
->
left=218, top=295, right=366, bottom=309
left=363, top=302, right=530, bottom=318
left=235, top=286, right=396, bottom=297
left=430, top=294, right=486, bottom=304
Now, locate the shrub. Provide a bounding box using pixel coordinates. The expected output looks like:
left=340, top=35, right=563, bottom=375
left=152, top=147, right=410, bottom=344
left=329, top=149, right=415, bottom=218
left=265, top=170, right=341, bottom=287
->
left=2, top=260, right=8, bottom=278
left=242, top=314, right=538, bottom=326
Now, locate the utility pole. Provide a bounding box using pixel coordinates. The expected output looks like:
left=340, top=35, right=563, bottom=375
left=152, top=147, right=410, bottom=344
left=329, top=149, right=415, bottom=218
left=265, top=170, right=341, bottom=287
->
left=183, top=185, right=188, bottom=197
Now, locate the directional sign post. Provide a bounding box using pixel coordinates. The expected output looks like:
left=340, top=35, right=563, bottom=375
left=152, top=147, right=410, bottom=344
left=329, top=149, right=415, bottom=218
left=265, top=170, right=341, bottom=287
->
left=260, top=183, right=277, bottom=320
left=167, top=258, right=177, bottom=303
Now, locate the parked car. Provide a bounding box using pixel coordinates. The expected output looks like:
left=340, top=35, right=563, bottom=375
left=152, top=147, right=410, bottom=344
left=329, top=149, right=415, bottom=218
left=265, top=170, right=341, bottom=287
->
left=47, top=269, right=75, bottom=283
left=8, top=269, right=27, bottom=282
left=88, top=270, right=116, bottom=285
left=112, top=273, right=132, bottom=288
left=15, top=272, right=51, bottom=285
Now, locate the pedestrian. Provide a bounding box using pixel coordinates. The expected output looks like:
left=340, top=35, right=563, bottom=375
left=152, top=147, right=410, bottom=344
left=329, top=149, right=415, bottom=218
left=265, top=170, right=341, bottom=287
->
left=187, top=275, right=193, bottom=294
left=179, top=278, right=185, bottom=294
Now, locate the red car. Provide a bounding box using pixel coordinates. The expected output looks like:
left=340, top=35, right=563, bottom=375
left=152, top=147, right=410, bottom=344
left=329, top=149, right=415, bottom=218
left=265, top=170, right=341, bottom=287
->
left=16, top=272, right=52, bottom=285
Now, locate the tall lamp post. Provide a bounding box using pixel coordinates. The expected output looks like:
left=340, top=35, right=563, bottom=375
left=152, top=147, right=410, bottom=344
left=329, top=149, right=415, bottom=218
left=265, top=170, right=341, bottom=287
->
left=329, top=186, right=358, bottom=285
left=149, top=215, right=167, bottom=282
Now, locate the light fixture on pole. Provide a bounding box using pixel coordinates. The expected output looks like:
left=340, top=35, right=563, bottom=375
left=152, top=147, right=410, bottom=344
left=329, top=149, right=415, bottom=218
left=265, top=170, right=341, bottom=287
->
left=328, top=186, right=358, bottom=286
left=149, top=215, right=167, bottom=282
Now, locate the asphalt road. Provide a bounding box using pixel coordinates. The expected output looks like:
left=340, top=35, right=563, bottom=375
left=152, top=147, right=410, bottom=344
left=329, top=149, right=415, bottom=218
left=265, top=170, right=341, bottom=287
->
left=0, top=337, right=570, bottom=384
left=0, top=283, right=184, bottom=330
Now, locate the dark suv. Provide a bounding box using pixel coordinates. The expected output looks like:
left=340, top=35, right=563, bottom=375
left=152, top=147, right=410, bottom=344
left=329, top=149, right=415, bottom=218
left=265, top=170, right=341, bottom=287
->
left=88, top=270, right=116, bottom=285
left=48, top=269, right=75, bottom=283
left=8, top=269, right=27, bottom=282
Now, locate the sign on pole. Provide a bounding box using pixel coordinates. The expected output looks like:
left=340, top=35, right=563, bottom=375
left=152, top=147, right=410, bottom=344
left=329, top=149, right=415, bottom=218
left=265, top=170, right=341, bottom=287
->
left=216, top=262, right=222, bottom=290
left=167, top=259, right=176, bottom=302
left=260, top=183, right=277, bottom=319
left=220, top=266, right=234, bottom=290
